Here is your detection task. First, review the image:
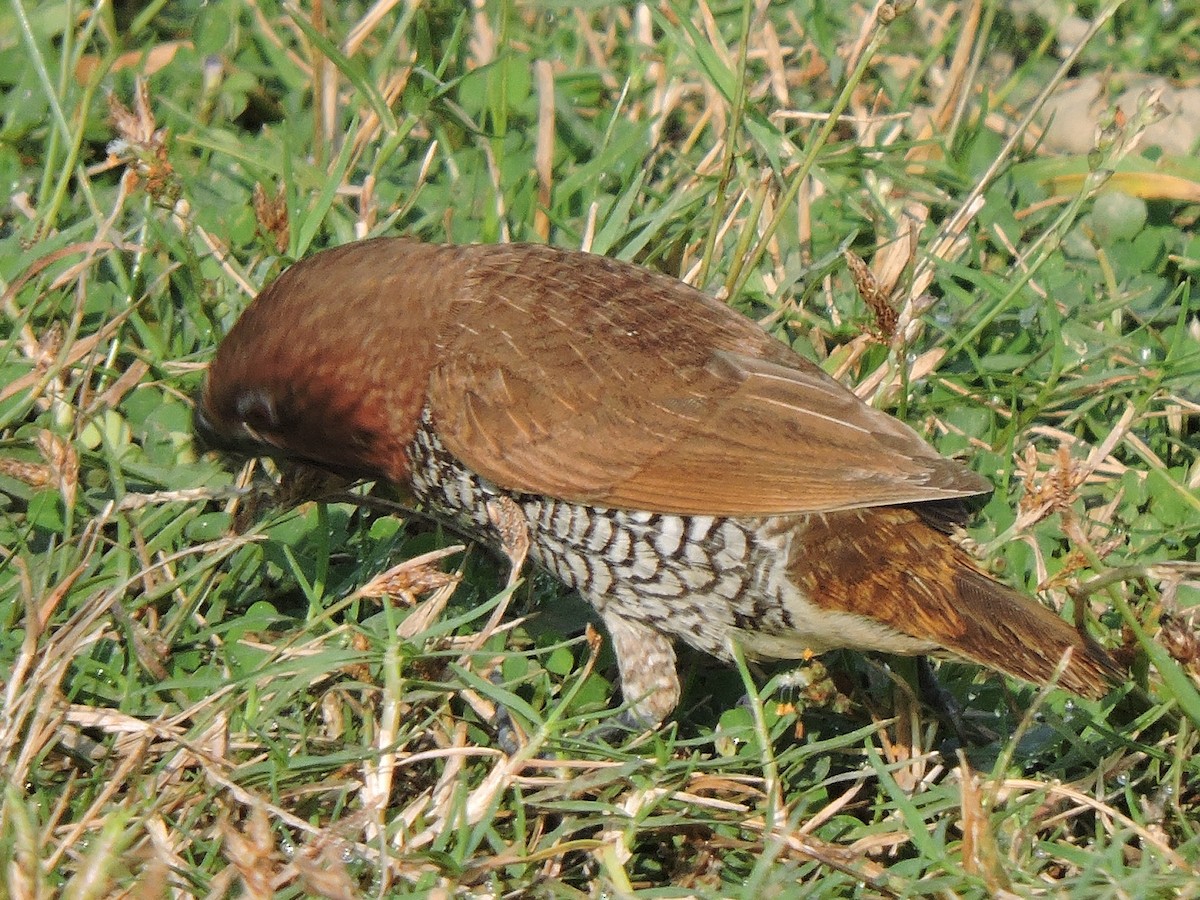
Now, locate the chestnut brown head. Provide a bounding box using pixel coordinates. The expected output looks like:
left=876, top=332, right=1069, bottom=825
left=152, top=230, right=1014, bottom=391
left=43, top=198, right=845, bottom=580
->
left=197, top=239, right=467, bottom=482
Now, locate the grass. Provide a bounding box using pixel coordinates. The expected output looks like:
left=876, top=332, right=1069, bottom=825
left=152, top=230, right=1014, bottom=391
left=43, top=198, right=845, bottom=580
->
left=2, top=0, right=1199, bottom=896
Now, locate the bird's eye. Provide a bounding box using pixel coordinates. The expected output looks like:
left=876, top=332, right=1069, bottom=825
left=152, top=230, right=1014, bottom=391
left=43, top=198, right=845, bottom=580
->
left=235, top=388, right=280, bottom=431
left=192, top=385, right=282, bottom=455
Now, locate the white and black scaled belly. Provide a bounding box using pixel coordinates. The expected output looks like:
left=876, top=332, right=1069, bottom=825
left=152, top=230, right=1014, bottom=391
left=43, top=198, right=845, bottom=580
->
left=404, top=409, right=800, bottom=661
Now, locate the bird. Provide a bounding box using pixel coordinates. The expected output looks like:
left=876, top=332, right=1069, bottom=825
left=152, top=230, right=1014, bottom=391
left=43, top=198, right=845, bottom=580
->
left=195, top=237, right=1118, bottom=727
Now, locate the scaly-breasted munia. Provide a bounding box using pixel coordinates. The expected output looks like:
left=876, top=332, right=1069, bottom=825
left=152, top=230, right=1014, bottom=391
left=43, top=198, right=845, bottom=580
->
left=195, top=238, right=1117, bottom=725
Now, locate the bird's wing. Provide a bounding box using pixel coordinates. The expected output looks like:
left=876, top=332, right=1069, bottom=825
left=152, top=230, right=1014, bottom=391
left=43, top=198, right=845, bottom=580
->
left=428, top=244, right=991, bottom=516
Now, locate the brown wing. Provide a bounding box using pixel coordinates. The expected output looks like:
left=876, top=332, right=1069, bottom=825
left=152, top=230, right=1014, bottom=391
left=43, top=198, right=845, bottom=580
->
left=428, top=244, right=991, bottom=516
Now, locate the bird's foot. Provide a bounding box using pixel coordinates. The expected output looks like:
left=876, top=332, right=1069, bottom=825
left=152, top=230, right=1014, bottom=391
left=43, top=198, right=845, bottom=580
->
left=916, top=656, right=999, bottom=746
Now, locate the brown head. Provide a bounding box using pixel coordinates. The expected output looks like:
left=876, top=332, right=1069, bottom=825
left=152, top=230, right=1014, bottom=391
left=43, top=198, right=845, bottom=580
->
left=196, top=239, right=468, bottom=482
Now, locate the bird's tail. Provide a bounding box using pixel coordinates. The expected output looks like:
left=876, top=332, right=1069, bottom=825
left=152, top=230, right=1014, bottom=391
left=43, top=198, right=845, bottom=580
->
left=787, top=507, right=1121, bottom=698
left=949, top=566, right=1120, bottom=698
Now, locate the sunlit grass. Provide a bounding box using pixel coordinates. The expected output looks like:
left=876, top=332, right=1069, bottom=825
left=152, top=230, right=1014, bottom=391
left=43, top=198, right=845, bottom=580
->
left=1, top=1, right=1198, bottom=895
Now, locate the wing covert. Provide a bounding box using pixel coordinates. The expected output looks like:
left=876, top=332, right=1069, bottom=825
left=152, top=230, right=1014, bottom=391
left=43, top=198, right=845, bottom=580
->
left=427, top=244, right=991, bottom=515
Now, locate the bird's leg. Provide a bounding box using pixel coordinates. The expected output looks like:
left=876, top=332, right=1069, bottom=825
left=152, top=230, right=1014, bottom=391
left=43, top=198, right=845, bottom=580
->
left=915, top=656, right=997, bottom=746
left=488, top=495, right=531, bottom=590
left=467, top=496, right=530, bottom=652
left=599, top=610, right=680, bottom=732
left=488, top=668, right=525, bottom=756
left=452, top=495, right=534, bottom=752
